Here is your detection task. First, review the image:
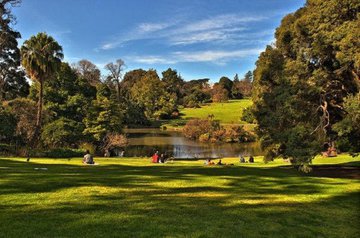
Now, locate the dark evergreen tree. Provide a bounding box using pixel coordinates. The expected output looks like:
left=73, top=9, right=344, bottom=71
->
left=0, top=0, right=29, bottom=101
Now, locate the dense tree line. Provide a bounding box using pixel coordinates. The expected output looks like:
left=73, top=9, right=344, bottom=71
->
left=252, top=0, right=360, bottom=171
left=0, top=0, right=255, bottom=156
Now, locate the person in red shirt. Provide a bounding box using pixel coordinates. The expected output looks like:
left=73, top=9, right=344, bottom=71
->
left=152, top=151, right=159, bottom=163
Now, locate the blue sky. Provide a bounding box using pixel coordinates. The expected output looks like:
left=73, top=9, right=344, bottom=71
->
left=13, top=0, right=306, bottom=82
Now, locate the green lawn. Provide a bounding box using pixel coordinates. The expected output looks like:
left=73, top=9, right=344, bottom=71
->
left=163, top=99, right=254, bottom=129
left=181, top=99, right=252, bottom=124
left=0, top=155, right=359, bottom=238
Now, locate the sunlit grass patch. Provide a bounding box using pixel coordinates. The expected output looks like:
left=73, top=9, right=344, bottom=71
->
left=0, top=155, right=359, bottom=237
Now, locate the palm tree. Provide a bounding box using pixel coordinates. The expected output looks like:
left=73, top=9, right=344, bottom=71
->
left=20, top=32, right=63, bottom=142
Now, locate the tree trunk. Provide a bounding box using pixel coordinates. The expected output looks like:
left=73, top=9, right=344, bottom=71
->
left=31, top=78, right=43, bottom=147
left=117, top=81, right=121, bottom=103
left=36, top=79, right=43, bottom=128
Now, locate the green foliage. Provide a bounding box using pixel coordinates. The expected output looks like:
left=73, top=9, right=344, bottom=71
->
left=79, top=142, right=96, bottom=155
left=241, top=107, right=255, bottom=123
left=231, top=71, right=253, bottom=99
left=41, top=118, right=84, bottom=148
left=183, top=118, right=255, bottom=143
left=183, top=87, right=211, bottom=108
left=182, top=78, right=211, bottom=107
left=252, top=0, right=360, bottom=170
left=0, top=0, right=29, bottom=101
left=21, top=32, right=64, bottom=146
left=161, top=68, right=184, bottom=104
left=218, top=76, right=233, bottom=98
left=41, top=148, right=84, bottom=158
left=130, top=69, right=176, bottom=119
left=83, top=83, right=123, bottom=142
left=333, top=93, right=360, bottom=153
left=0, top=106, right=16, bottom=143
left=4, top=98, right=38, bottom=145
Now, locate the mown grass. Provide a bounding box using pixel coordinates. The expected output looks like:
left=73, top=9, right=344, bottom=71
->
left=0, top=154, right=359, bottom=238
left=163, top=99, right=254, bottom=130
left=181, top=99, right=252, bottom=124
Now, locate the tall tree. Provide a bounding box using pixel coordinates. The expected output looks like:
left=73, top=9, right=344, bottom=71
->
left=252, top=0, right=360, bottom=171
left=83, top=83, right=123, bottom=142
left=20, top=32, right=63, bottom=143
left=131, top=70, right=176, bottom=119
left=218, top=76, right=233, bottom=98
left=105, top=59, right=125, bottom=102
left=0, top=0, right=29, bottom=101
left=73, top=59, right=101, bottom=86
left=161, top=68, right=184, bottom=104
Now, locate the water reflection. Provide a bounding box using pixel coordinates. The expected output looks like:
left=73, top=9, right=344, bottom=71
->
left=124, top=128, right=263, bottom=158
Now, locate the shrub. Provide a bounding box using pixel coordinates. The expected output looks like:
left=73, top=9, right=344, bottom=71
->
left=41, top=118, right=84, bottom=148
left=182, top=119, right=255, bottom=143
left=199, top=133, right=210, bottom=142
left=79, top=142, right=96, bottom=154
left=183, top=119, right=214, bottom=140
left=43, top=148, right=84, bottom=158
left=241, top=107, right=255, bottom=123
left=0, top=144, right=16, bottom=155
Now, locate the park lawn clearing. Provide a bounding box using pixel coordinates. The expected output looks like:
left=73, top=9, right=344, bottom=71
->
left=163, top=99, right=255, bottom=130
left=0, top=155, right=359, bottom=238
left=181, top=99, right=252, bottom=124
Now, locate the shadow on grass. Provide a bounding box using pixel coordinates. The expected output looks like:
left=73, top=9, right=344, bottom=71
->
left=0, top=158, right=359, bottom=238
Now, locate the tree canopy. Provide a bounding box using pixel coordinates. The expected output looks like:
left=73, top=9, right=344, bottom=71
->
left=252, top=0, right=360, bottom=171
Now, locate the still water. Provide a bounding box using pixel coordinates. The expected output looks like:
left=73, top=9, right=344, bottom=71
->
left=123, top=128, right=263, bottom=159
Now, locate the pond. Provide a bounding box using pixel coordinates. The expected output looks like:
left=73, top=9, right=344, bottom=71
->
left=122, top=128, right=263, bottom=159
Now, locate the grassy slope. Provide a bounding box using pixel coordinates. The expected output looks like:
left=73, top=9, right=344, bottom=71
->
left=0, top=155, right=359, bottom=238
left=164, top=99, right=254, bottom=129
left=181, top=99, right=252, bottom=124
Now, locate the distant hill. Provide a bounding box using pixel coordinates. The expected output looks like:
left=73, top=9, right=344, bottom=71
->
left=163, top=99, right=255, bottom=130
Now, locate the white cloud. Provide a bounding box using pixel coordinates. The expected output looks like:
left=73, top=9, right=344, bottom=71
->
left=174, top=49, right=262, bottom=62
left=127, top=48, right=263, bottom=65
left=179, top=15, right=263, bottom=33
left=130, top=56, right=176, bottom=64
left=99, top=14, right=267, bottom=50
left=137, top=23, right=170, bottom=32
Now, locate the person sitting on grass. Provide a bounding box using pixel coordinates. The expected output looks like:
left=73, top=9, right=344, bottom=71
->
left=217, top=159, right=223, bottom=165
left=151, top=151, right=159, bottom=163
left=239, top=155, right=246, bottom=163
left=83, top=150, right=95, bottom=164
left=249, top=155, right=254, bottom=163
left=159, top=153, right=165, bottom=163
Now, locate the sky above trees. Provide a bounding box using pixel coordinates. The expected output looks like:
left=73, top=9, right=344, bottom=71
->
left=13, top=0, right=305, bottom=82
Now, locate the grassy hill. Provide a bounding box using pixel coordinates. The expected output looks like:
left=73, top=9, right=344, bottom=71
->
left=181, top=99, right=252, bottom=124
left=163, top=99, right=254, bottom=129
left=0, top=155, right=359, bottom=237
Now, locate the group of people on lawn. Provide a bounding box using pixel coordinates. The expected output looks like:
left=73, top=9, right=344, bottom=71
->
left=204, top=155, right=255, bottom=166
left=151, top=151, right=170, bottom=163
left=82, top=149, right=255, bottom=165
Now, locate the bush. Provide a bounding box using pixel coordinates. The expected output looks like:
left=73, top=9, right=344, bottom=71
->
left=43, top=148, right=84, bottom=158
left=199, top=133, right=210, bottom=142
left=183, top=119, right=218, bottom=140
left=0, top=144, right=16, bottom=155
left=79, top=142, right=96, bottom=155
left=241, top=107, right=255, bottom=123
left=41, top=118, right=84, bottom=148
left=182, top=119, right=255, bottom=143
